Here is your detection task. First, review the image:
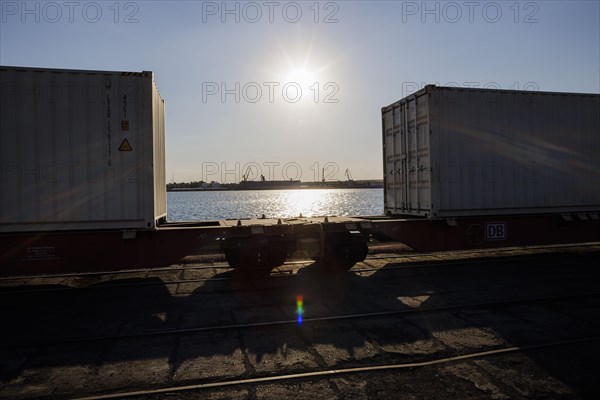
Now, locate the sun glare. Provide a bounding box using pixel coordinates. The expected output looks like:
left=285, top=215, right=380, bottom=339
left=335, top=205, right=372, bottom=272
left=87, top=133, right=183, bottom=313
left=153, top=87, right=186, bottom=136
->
left=267, top=38, right=338, bottom=107
left=286, top=68, right=316, bottom=89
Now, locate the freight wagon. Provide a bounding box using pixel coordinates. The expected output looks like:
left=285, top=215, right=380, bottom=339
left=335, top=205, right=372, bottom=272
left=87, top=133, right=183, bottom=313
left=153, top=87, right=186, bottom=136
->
left=1, top=67, right=598, bottom=276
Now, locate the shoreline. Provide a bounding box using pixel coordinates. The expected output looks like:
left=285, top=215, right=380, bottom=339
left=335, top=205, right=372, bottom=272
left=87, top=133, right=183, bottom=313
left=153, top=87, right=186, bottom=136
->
left=167, top=186, right=384, bottom=192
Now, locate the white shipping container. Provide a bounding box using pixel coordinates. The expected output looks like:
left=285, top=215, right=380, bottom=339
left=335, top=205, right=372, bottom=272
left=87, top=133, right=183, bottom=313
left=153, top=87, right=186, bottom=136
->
left=382, top=85, right=600, bottom=218
left=0, top=66, right=166, bottom=232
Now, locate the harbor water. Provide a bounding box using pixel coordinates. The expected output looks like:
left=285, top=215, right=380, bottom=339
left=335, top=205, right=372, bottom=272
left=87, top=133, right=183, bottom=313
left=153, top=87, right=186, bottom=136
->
left=167, top=189, right=384, bottom=221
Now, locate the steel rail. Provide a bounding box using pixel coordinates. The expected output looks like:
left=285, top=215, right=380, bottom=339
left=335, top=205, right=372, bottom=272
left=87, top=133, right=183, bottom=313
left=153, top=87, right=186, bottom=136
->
left=72, top=336, right=600, bottom=400
left=4, top=291, right=598, bottom=350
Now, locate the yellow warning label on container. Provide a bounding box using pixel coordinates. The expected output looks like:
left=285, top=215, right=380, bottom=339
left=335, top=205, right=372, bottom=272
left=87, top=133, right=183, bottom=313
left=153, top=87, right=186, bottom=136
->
left=119, top=139, right=132, bottom=151
left=121, top=120, right=129, bottom=130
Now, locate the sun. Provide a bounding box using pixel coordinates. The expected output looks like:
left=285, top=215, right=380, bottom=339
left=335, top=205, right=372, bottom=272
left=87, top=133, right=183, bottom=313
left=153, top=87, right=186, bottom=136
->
left=285, top=67, right=317, bottom=90
left=266, top=37, right=338, bottom=106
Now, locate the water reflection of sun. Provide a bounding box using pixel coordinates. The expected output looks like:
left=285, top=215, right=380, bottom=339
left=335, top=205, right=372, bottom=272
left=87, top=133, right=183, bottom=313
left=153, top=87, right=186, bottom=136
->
left=281, top=190, right=329, bottom=217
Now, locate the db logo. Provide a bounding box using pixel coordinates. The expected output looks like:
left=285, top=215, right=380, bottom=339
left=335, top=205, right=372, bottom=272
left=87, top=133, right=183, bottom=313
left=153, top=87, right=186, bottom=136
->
left=485, top=222, right=507, bottom=240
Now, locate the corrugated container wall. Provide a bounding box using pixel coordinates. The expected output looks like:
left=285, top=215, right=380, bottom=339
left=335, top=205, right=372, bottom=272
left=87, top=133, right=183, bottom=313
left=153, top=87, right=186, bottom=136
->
left=0, top=66, right=167, bottom=232
left=382, top=85, right=600, bottom=218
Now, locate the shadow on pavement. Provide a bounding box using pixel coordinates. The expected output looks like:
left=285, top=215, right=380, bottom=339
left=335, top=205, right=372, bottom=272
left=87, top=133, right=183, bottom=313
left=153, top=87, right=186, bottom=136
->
left=1, top=253, right=599, bottom=397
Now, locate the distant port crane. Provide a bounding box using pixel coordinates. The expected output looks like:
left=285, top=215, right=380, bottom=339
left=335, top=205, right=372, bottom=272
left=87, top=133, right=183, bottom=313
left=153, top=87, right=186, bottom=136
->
left=345, top=168, right=353, bottom=182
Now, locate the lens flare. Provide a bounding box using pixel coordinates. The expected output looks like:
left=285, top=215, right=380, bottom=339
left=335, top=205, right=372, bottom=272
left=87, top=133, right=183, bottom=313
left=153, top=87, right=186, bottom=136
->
left=296, top=294, right=304, bottom=326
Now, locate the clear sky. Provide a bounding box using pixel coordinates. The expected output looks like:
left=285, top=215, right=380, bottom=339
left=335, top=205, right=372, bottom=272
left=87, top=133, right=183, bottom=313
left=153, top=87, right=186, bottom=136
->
left=1, top=0, right=599, bottom=183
